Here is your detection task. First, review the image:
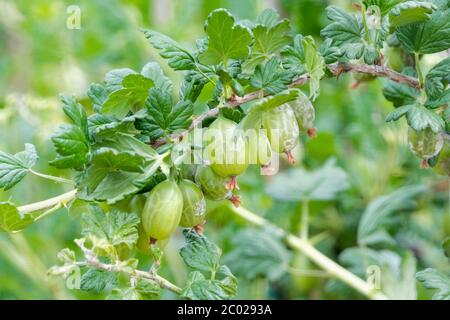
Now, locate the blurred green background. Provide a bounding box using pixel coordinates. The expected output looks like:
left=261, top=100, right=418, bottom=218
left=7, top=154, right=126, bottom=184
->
left=0, top=0, right=448, bottom=299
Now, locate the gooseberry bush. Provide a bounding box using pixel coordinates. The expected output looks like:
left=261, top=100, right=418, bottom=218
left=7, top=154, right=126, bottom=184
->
left=1, top=1, right=450, bottom=300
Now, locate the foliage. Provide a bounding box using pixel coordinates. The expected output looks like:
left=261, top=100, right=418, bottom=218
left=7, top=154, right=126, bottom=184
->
left=0, top=0, right=449, bottom=301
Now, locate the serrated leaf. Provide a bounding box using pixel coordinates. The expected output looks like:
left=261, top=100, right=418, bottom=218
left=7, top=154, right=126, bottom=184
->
left=180, top=230, right=221, bottom=274
left=386, top=104, right=414, bottom=122
left=358, top=185, right=426, bottom=246
left=198, top=9, right=252, bottom=65
left=389, top=1, right=435, bottom=28
left=88, top=113, right=140, bottom=141
left=49, top=124, right=89, bottom=170
left=143, top=30, right=196, bottom=71
left=104, top=68, right=136, bottom=92
left=50, top=95, right=89, bottom=170
left=80, top=268, right=118, bottom=293
left=0, top=202, right=34, bottom=233
left=223, top=228, right=290, bottom=281
left=320, top=6, right=364, bottom=59
left=406, top=104, right=445, bottom=133
left=417, top=268, right=450, bottom=300
left=239, top=88, right=300, bottom=130
left=77, top=148, right=147, bottom=204
left=60, top=94, right=89, bottom=137
left=383, top=76, right=420, bottom=107
left=249, top=57, right=293, bottom=94
left=181, top=270, right=237, bottom=300
left=102, top=74, right=154, bottom=118
left=141, top=62, right=173, bottom=93
left=425, top=57, right=450, bottom=100
left=363, top=0, right=403, bottom=16
left=137, top=92, right=193, bottom=141
left=56, top=248, right=76, bottom=264
left=87, top=83, right=109, bottom=113
left=81, top=206, right=140, bottom=249
left=396, top=9, right=450, bottom=54
left=266, top=158, right=350, bottom=201
left=319, top=38, right=344, bottom=64
left=0, top=144, right=37, bottom=190
left=134, top=278, right=160, bottom=300
left=243, top=14, right=292, bottom=73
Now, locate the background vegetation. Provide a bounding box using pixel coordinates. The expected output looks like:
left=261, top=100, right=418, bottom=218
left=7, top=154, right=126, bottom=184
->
left=0, top=0, right=448, bottom=299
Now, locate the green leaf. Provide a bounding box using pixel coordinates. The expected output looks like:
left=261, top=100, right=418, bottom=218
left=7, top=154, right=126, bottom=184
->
left=60, top=94, right=89, bottom=137
left=386, top=104, right=414, bottom=122
left=389, top=1, right=435, bottom=28
left=134, top=278, right=160, bottom=300
left=49, top=124, right=89, bottom=170
left=80, top=268, right=118, bottom=293
left=266, top=158, right=350, bottom=201
left=319, top=38, right=343, bottom=64
left=425, top=57, right=450, bottom=100
left=223, top=228, right=290, bottom=281
left=78, top=134, right=163, bottom=203
left=143, top=30, right=196, bottom=71
left=243, top=12, right=292, bottom=73
left=406, top=104, right=445, bottom=133
left=88, top=113, right=140, bottom=141
left=180, top=230, right=221, bottom=274
left=104, top=68, right=136, bottom=92
left=396, top=9, right=450, bottom=54
left=249, top=57, right=293, bottom=94
left=363, top=0, right=403, bottom=16
left=50, top=95, right=89, bottom=170
left=320, top=6, right=365, bottom=60
left=137, top=92, right=193, bottom=141
left=81, top=206, right=140, bottom=249
left=239, top=88, right=300, bottom=130
left=358, top=185, right=426, bottom=246
left=198, top=9, right=253, bottom=65
left=0, top=144, right=37, bottom=191
left=102, top=74, right=154, bottom=118
left=87, top=83, right=109, bottom=113
left=77, top=148, right=147, bottom=204
left=303, top=36, right=325, bottom=101
left=0, top=202, right=33, bottom=233
left=181, top=271, right=236, bottom=300
left=417, top=268, right=450, bottom=300
left=141, top=62, right=173, bottom=93
left=383, top=76, right=420, bottom=107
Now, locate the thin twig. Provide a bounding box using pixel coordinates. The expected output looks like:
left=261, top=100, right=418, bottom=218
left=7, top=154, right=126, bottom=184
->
left=75, top=239, right=182, bottom=294
left=152, top=63, right=418, bottom=147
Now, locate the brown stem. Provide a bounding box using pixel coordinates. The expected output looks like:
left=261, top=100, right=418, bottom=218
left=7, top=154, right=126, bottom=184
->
left=327, top=63, right=420, bottom=89
left=152, top=63, right=419, bottom=147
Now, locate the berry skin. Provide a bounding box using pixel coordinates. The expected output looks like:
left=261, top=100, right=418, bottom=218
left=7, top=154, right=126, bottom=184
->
left=205, top=116, right=249, bottom=178
left=408, top=128, right=444, bottom=165
left=141, top=180, right=183, bottom=241
left=432, top=142, right=450, bottom=176
left=178, top=179, right=206, bottom=228
left=195, top=165, right=231, bottom=201
left=262, top=104, right=300, bottom=162
left=247, top=130, right=272, bottom=167
left=288, top=96, right=316, bottom=138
